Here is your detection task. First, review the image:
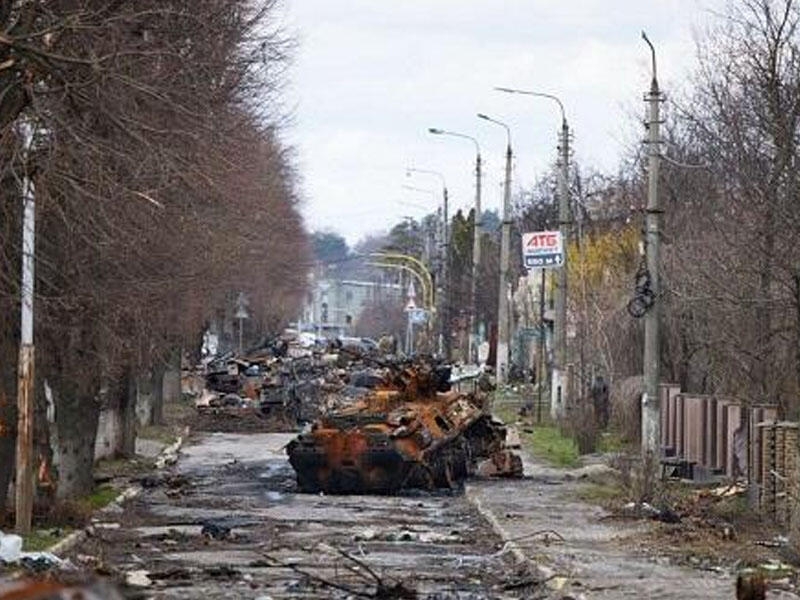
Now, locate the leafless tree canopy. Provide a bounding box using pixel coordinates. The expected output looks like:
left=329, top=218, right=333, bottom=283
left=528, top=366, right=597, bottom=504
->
left=0, top=0, right=309, bottom=501
left=517, top=0, right=800, bottom=420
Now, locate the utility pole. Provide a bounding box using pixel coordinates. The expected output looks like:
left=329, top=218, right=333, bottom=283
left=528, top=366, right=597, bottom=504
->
left=427, top=129, right=481, bottom=364
left=493, top=87, right=570, bottom=418
left=477, top=113, right=512, bottom=383
left=441, top=185, right=449, bottom=359
left=642, top=32, right=663, bottom=457
left=498, top=141, right=512, bottom=383
left=16, top=121, right=35, bottom=534
left=470, top=152, right=482, bottom=364
left=405, top=170, right=450, bottom=359
left=552, top=116, right=570, bottom=419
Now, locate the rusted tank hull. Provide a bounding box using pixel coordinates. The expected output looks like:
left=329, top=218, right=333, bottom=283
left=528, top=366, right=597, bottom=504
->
left=286, top=359, right=521, bottom=494
left=287, top=412, right=510, bottom=494
left=288, top=430, right=410, bottom=493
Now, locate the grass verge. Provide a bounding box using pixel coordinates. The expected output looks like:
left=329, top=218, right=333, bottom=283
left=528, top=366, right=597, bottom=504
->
left=523, top=423, right=580, bottom=468
left=22, top=528, right=72, bottom=552
left=494, top=395, right=581, bottom=468
left=83, top=484, right=120, bottom=511
left=138, top=424, right=177, bottom=445
left=597, top=430, right=631, bottom=453
left=576, top=481, right=626, bottom=505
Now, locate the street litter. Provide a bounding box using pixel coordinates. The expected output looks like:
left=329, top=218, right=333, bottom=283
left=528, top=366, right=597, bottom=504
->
left=620, top=502, right=681, bottom=523
left=0, top=531, right=22, bottom=563
left=353, top=528, right=462, bottom=543
left=19, top=552, right=71, bottom=573
left=125, top=569, right=153, bottom=587
left=0, top=532, right=73, bottom=572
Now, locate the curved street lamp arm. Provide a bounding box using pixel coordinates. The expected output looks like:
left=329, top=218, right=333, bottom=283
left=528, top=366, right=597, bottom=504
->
left=494, top=87, right=566, bottom=125
left=367, top=262, right=433, bottom=311
left=428, top=127, right=481, bottom=156
left=369, top=252, right=434, bottom=309
left=477, top=112, right=511, bottom=148
left=642, top=31, right=658, bottom=87
left=406, top=167, right=446, bottom=189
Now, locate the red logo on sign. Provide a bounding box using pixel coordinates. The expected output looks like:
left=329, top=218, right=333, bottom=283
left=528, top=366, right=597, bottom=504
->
left=525, top=233, right=558, bottom=248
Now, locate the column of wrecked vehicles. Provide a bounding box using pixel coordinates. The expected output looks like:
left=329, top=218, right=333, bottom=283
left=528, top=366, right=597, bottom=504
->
left=198, top=335, right=523, bottom=494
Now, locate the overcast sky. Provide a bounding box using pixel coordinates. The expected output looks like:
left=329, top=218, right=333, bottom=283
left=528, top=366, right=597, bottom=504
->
left=278, top=1, right=724, bottom=245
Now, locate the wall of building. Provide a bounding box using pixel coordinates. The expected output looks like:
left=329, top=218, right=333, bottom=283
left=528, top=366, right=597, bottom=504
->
left=300, top=267, right=402, bottom=336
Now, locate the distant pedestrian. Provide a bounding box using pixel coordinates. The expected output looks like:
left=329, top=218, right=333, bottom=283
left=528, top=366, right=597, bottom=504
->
left=591, top=375, right=610, bottom=429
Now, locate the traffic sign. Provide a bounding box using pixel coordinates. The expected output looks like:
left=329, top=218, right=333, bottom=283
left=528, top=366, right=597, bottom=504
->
left=522, top=231, right=564, bottom=268
left=408, top=308, right=428, bottom=324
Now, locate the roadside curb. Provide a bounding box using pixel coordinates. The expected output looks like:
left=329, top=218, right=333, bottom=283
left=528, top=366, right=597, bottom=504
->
left=464, top=485, right=528, bottom=564
left=45, top=427, right=189, bottom=557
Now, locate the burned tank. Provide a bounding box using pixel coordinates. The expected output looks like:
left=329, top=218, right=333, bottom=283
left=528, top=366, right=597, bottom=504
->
left=286, top=359, right=521, bottom=494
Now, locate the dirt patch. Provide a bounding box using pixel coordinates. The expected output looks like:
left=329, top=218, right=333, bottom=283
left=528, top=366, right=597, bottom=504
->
left=181, top=407, right=295, bottom=434
left=637, top=485, right=798, bottom=570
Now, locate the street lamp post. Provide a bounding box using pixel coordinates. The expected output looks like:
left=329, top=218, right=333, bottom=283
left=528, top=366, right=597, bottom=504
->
left=641, top=32, right=663, bottom=458
left=428, top=128, right=482, bottom=364
left=407, top=168, right=450, bottom=359
left=477, top=113, right=513, bottom=385
left=495, top=87, right=571, bottom=420
left=401, top=184, right=438, bottom=266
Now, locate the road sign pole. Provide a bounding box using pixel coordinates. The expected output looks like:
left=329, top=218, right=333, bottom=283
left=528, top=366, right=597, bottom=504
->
left=553, top=120, right=570, bottom=421
left=537, top=268, right=546, bottom=423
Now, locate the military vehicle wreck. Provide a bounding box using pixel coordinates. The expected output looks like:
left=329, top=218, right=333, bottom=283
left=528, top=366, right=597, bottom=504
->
left=287, top=358, right=522, bottom=494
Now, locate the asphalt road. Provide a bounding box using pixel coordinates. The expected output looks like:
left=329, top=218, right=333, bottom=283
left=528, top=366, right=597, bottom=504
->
left=76, top=432, right=532, bottom=599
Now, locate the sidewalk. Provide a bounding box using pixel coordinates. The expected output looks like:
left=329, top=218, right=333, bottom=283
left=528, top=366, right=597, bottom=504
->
left=466, top=449, right=748, bottom=599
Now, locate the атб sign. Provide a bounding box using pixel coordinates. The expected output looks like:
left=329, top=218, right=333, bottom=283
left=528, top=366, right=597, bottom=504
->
left=522, top=231, right=564, bottom=268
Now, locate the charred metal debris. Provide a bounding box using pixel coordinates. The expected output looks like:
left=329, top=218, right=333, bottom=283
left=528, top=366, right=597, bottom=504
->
left=199, top=339, right=395, bottom=424
left=286, top=353, right=523, bottom=494
left=198, top=338, right=522, bottom=494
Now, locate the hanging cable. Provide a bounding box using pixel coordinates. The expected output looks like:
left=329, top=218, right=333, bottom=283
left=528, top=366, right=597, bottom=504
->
left=627, top=254, right=655, bottom=318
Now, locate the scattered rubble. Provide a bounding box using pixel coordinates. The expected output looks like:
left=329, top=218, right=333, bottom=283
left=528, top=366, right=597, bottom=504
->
left=200, top=521, right=232, bottom=541
left=619, top=501, right=682, bottom=523
left=0, top=531, right=73, bottom=574
left=193, top=336, right=392, bottom=431
left=125, top=568, right=153, bottom=587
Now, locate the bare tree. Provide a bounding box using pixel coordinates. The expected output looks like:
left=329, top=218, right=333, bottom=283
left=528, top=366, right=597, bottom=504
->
left=0, top=1, right=309, bottom=505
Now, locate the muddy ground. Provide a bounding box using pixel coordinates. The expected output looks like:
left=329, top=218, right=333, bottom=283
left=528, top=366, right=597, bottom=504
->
left=185, top=409, right=294, bottom=434
left=70, top=432, right=538, bottom=599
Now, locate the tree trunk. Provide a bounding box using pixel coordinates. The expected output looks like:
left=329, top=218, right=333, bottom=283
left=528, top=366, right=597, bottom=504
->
left=151, top=364, right=165, bottom=426
left=0, top=392, right=15, bottom=515
left=163, top=347, right=182, bottom=406
left=55, top=393, right=99, bottom=500
left=795, top=271, right=800, bottom=419
left=117, top=369, right=136, bottom=457
left=34, top=377, right=54, bottom=502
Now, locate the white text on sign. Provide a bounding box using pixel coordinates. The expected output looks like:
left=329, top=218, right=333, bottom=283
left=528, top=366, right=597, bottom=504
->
left=522, top=230, right=564, bottom=270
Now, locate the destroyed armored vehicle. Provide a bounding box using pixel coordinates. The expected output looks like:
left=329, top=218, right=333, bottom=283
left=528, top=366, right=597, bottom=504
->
left=287, top=359, right=521, bottom=494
